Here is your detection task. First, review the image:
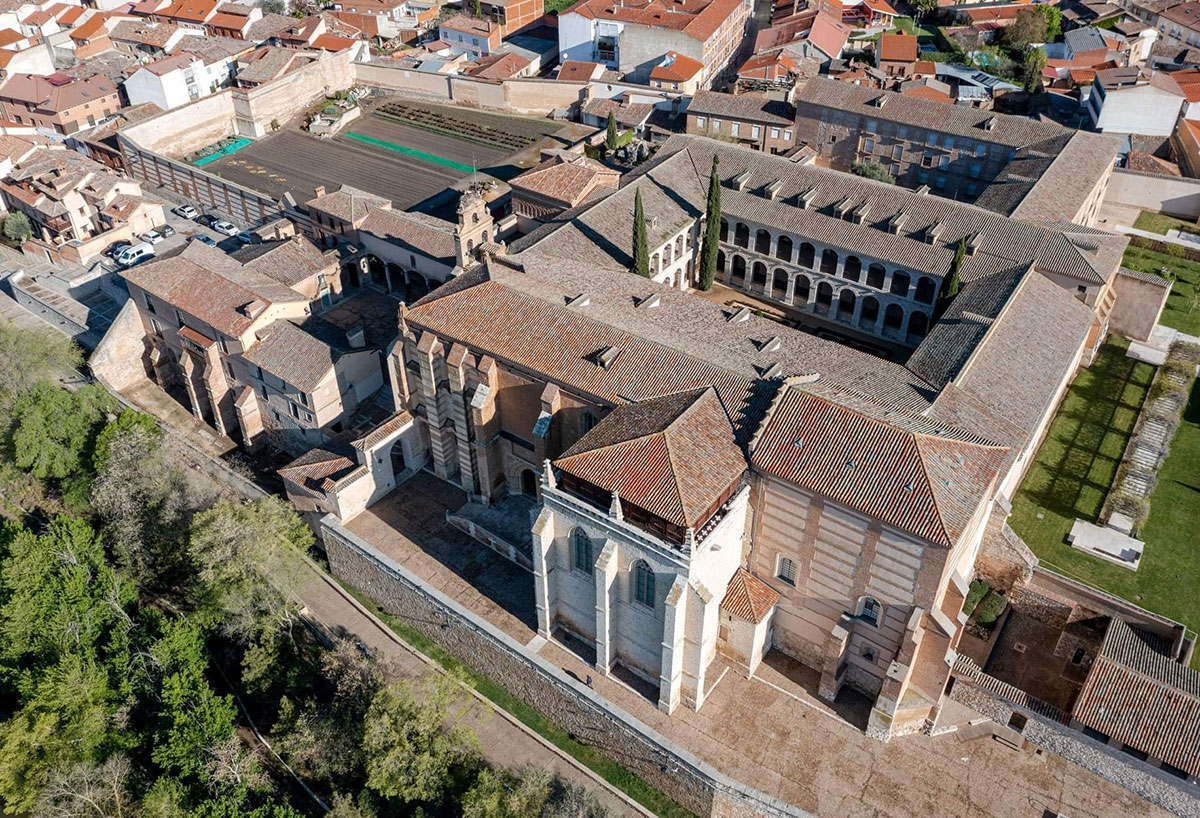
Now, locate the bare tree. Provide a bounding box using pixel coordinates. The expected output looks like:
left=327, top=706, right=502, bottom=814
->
left=33, top=756, right=133, bottom=818
left=205, top=735, right=270, bottom=794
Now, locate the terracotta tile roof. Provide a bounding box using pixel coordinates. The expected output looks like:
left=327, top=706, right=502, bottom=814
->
left=554, top=387, right=747, bottom=529
left=687, top=90, right=795, bottom=125
left=1127, top=149, right=1181, bottom=176
left=110, top=19, right=180, bottom=46
left=721, top=568, right=780, bottom=623
left=353, top=410, right=414, bottom=450
left=22, top=9, right=53, bottom=26
left=650, top=50, right=704, bottom=82
left=563, top=0, right=746, bottom=42
left=557, top=59, right=603, bottom=81
left=358, top=207, right=455, bottom=262
left=878, top=31, right=917, bottom=63
left=799, top=13, right=850, bottom=59
left=207, top=11, right=250, bottom=31
left=248, top=12, right=300, bottom=40
left=581, top=96, right=654, bottom=128
left=279, top=445, right=358, bottom=489
left=140, top=52, right=196, bottom=75
left=243, top=318, right=345, bottom=391
left=440, top=13, right=497, bottom=36
left=0, top=73, right=117, bottom=112
left=70, top=13, right=110, bottom=41
left=509, top=152, right=617, bottom=208
left=230, top=235, right=332, bottom=286
left=123, top=240, right=306, bottom=336
left=0, top=28, right=24, bottom=47
left=470, top=51, right=531, bottom=79
left=306, top=183, right=391, bottom=221
left=53, top=4, right=85, bottom=25
left=1073, top=619, right=1200, bottom=778
left=156, top=0, right=218, bottom=23
left=312, top=33, right=358, bottom=51
left=751, top=381, right=1008, bottom=547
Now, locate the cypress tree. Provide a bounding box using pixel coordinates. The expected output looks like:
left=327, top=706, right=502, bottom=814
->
left=698, top=155, right=721, bottom=291
left=605, top=111, right=619, bottom=152
left=633, top=189, right=650, bottom=278
left=935, top=238, right=964, bottom=320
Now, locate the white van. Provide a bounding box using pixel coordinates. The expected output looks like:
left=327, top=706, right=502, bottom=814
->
left=117, top=241, right=155, bottom=267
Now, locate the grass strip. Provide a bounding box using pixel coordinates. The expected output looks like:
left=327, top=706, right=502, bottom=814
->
left=343, top=130, right=477, bottom=173
left=341, top=586, right=699, bottom=818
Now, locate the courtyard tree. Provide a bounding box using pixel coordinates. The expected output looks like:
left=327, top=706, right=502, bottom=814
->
left=3, top=211, right=31, bottom=243
left=935, top=239, right=965, bottom=320
left=632, top=188, right=650, bottom=277
left=698, top=155, right=720, bottom=291
left=363, top=675, right=481, bottom=806
left=850, top=161, right=895, bottom=184
left=1023, top=46, right=1047, bottom=94
left=605, top=112, right=618, bottom=152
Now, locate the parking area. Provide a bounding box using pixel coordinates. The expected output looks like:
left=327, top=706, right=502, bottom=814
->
left=109, top=204, right=255, bottom=272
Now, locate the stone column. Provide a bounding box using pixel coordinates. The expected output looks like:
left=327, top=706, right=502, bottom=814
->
left=658, top=574, right=688, bottom=714
left=682, top=581, right=720, bottom=712
left=531, top=504, right=556, bottom=640
left=818, top=614, right=853, bottom=701
left=594, top=540, right=618, bottom=675
left=785, top=272, right=798, bottom=306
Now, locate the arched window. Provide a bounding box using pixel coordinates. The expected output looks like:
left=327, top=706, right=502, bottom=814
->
left=719, top=219, right=729, bottom=242
left=467, top=239, right=474, bottom=252
left=890, top=271, right=911, bottom=298
left=752, top=261, right=767, bottom=288
left=675, top=235, right=684, bottom=256
left=572, top=528, right=593, bottom=574
left=734, top=223, right=749, bottom=248
left=884, top=303, right=904, bottom=331
left=908, top=311, right=930, bottom=339
left=798, top=242, right=815, bottom=268
left=866, top=263, right=886, bottom=289
left=633, top=560, right=655, bottom=608
left=775, top=235, right=793, bottom=262
left=795, top=274, right=811, bottom=303
left=837, top=289, right=856, bottom=321
left=843, top=255, right=862, bottom=282
left=859, top=296, right=879, bottom=329
left=731, top=255, right=746, bottom=284
left=755, top=228, right=771, bottom=253
left=815, top=281, right=833, bottom=315
left=772, top=268, right=788, bottom=300
left=716, top=250, right=726, bottom=273
left=915, top=276, right=937, bottom=304
left=857, top=596, right=881, bottom=627
left=820, top=248, right=838, bottom=275
left=472, top=212, right=480, bottom=224
left=651, top=253, right=660, bottom=271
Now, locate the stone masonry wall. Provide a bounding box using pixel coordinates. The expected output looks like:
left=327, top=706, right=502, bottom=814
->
left=321, top=518, right=811, bottom=818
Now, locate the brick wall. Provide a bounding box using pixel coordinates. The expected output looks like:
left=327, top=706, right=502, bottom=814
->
left=320, top=517, right=811, bottom=818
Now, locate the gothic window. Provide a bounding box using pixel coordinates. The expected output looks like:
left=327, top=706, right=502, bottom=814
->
left=857, top=596, right=881, bottom=626
left=633, top=560, right=655, bottom=608
left=572, top=528, right=593, bottom=574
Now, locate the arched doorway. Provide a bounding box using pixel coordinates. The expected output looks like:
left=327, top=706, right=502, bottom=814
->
left=820, top=249, right=838, bottom=275
left=815, top=282, right=833, bottom=315
left=908, top=311, right=930, bottom=340
left=731, top=255, right=746, bottom=285
left=866, top=263, right=886, bottom=289
left=915, top=277, right=937, bottom=304
left=772, top=268, right=788, bottom=300
left=386, top=262, right=404, bottom=293
left=734, top=223, right=749, bottom=248
left=752, top=261, right=767, bottom=290
left=890, top=271, right=911, bottom=298
left=367, top=256, right=385, bottom=287
left=521, top=469, right=538, bottom=498
left=343, top=262, right=361, bottom=289
left=755, top=229, right=771, bottom=254
left=859, top=296, right=879, bottom=329
left=798, top=242, right=815, bottom=268
left=843, top=256, right=862, bottom=282
left=884, top=303, right=904, bottom=333
left=776, top=235, right=793, bottom=262
left=837, top=289, right=856, bottom=321
left=795, top=274, right=811, bottom=304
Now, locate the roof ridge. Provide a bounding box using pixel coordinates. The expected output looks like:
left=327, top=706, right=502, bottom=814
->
left=909, top=434, right=952, bottom=547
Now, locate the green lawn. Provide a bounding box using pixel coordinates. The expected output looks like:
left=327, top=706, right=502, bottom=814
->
left=1133, top=210, right=1200, bottom=237
left=1011, top=342, right=1200, bottom=667
left=1121, top=245, right=1200, bottom=336
left=1009, top=338, right=1153, bottom=565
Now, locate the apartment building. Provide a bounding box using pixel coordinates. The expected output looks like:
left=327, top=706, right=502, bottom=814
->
left=558, top=0, right=753, bottom=87
left=438, top=14, right=501, bottom=57
left=478, top=0, right=543, bottom=36
left=124, top=52, right=209, bottom=110
left=1156, top=0, right=1200, bottom=47
left=0, top=72, right=119, bottom=135
left=792, top=76, right=1122, bottom=227
left=109, top=19, right=203, bottom=57
left=327, top=0, right=440, bottom=38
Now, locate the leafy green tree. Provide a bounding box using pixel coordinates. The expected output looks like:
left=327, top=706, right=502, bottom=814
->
left=187, top=496, right=313, bottom=638
left=261, top=0, right=285, bottom=12
left=7, top=382, right=113, bottom=481
left=605, top=112, right=618, bottom=152
left=0, top=322, right=80, bottom=412
left=1006, top=7, right=1047, bottom=48
left=149, top=620, right=239, bottom=784
left=92, top=408, right=159, bottom=472
left=911, top=0, right=937, bottom=17
left=1034, top=3, right=1060, bottom=39
left=462, top=768, right=553, bottom=818
left=632, top=189, right=650, bottom=278
left=3, top=211, right=31, bottom=243
left=850, top=161, right=895, bottom=184
left=363, top=676, right=480, bottom=805
left=697, top=155, right=720, bottom=291
left=1023, top=46, right=1047, bottom=94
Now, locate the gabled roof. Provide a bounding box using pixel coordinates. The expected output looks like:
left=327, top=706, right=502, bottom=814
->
left=358, top=207, right=455, bottom=262
left=1073, top=619, right=1200, bottom=778
left=562, top=0, right=747, bottom=42
left=509, top=152, right=617, bottom=208
left=721, top=568, right=780, bottom=623
left=878, top=31, right=917, bottom=63
left=557, top=59, right=603, bottom=81
left=554, top=387, right=747, bottom=529
left=751, top=381, right=1008, bottom=547
left=650, top=50, right=704, bottom=82
left=687, top=90, right=795, bottom=125
left=243, top=318, right=348, bottom=392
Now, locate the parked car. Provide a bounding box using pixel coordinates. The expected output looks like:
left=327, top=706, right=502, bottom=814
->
left=116, top=242, right=155, bottom=267
left=211, top=219, right=238, bottom=237
left=172, top=205, right=199, bottom=220
left=197, top=214, right=217, bottom=228
left=104, top=240, right=131, bottom=259
left=140, top=230, right=164, bottom=244
left=234, top=231, right=256, bottom=245
left=187, top=234, right=217, bottom=246
left=160, top=224, right=175, bottom=237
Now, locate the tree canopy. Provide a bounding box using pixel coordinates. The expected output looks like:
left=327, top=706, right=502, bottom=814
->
left=698, top=155, right=721, bottom=291
left=850, top=161, right=895, bottom=184
left=632, top=189, right=650, bottom=278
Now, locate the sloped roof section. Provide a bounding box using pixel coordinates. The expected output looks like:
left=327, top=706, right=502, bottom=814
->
left=554, top=387, right=747, bottom=529
left=1073, top=619, right=1200, bottom=778
left=721, top=568, right=780, bottom=623
left=751, top=382, right=1008, bottom=547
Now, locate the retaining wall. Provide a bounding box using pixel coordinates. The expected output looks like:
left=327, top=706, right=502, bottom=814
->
left=320, top=516, right=810, bottom=818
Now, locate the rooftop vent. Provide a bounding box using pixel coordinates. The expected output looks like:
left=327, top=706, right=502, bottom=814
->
left=872, top=94, right=888, bottom=107
left=732, top=170, right=753, bottom=191
left=346, top=325, right=366, bottom=348
left=728, top=306, right=752, bottom=323
left=759, top=335, right=782, bottom=353
left=761, top=362, right=783, bottom=378
left=851, top=202, right=869, bottom=225
left=238, top=299, right=266, bottom=318
left=638, top=293, right=661, bottom=309
left=566, top=292, right=590, bottom=308
left=797, top=189, right=817, bottom=209
left=834, top=198, right=853, bottom=219
left=965, top=232, right=980, bottom=255
left=982, top=116, right=997, bottom=131
left=887, top=211, right=907, bottom=235
left=764, top=178, right=785, bottom=201
left=594, top=346, right=621, bottom=369
left=925, top=222, right=942, bottom=245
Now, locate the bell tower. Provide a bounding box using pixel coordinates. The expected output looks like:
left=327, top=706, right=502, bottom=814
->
left=454, top=185, right=494, bottom=268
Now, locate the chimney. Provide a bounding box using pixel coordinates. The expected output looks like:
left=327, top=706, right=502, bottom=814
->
left=313, top=184, right=326, bottom=198
left=346, top=325, right=366, bottom=348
